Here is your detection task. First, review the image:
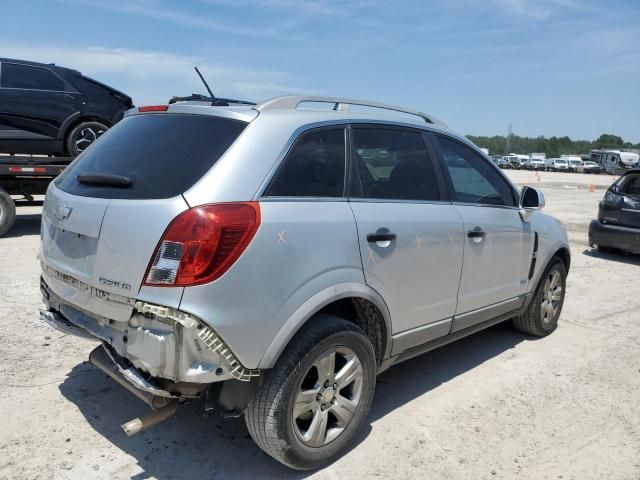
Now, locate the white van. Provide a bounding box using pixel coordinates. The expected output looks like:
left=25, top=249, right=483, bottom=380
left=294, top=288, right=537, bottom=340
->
left=546, top=158, right=569, bottom=171
left=562, top=155, right=583, bottom=172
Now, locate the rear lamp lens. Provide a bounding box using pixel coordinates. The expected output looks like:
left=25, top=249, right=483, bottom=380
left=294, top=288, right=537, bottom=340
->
left=144, top=203, right=261, bottom=287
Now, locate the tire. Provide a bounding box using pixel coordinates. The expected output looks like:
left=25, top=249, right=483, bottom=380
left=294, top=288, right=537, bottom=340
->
left=0, top=189, right=16, bottom=237
left=513, top=258, right=567, bottom=337
left=65, top=121, right=109, bottom=156
left=245, top=315, right=376, bottom=470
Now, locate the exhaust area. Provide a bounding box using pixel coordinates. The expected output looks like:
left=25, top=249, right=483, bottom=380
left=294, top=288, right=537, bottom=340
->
left=89, top=344, right=182, bottom=435
left=121, top=401, right=179, bottom=436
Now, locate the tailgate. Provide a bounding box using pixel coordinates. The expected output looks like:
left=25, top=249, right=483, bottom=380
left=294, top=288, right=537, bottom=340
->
left=41, top=184, right=189, bottom=321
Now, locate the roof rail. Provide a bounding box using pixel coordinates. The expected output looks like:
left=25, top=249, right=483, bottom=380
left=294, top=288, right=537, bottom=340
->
left=255, top=95, right=447, bottom=127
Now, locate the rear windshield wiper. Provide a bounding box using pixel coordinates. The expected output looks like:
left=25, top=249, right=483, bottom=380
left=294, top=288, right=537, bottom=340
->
left=76, top=173, right=132, bottom=188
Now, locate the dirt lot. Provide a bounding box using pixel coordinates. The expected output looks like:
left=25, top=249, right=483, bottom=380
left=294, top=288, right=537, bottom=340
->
left=1, top=171, right=639, bottom=479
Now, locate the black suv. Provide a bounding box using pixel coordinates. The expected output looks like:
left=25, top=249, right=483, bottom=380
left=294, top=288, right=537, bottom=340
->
left=589, top=168, right=640, bottom=254
left=0, top=58, right=133, bottom=156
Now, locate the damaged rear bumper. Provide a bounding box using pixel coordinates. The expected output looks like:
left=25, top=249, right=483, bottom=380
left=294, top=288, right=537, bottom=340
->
left=39, top=276, right=260, bottom=394
left=89, top=344, right=177, bottom=406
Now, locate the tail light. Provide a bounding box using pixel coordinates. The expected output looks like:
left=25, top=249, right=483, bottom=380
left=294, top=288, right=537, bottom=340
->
left=144, top=203, right=260, bottom=287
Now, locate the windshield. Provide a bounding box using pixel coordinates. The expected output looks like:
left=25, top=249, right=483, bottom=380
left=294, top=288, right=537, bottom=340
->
left=56, top=114, right=247, bottom=199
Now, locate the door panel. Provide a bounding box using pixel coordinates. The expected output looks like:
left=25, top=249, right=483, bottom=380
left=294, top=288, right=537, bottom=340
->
left=0, top=89, right=81, bottom=139
left=348, top=126, right=464, bottom=337
left=431, top=133, right=533, bottom=318
left=350, top=202, right=464, bottom=334
left=453, top=205, right=530, bottom=314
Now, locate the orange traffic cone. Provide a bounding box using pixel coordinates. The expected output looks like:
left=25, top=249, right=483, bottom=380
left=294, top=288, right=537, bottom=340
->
left=588, top=184, right=595, bottom=193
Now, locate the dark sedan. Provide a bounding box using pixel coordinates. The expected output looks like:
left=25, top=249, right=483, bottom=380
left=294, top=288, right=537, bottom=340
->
left=0, top=58, right=133, bottom=156
left=589, top=168, right=640, bottom=254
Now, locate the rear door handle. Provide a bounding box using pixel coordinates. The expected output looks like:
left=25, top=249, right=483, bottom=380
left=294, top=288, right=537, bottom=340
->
left=367, top=233, right=397, bottom=243
left=467, top=227, right=486, bottom=243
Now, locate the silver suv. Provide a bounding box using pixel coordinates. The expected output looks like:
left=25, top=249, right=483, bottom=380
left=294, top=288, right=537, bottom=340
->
left=39, top=96, right=570, bottom=470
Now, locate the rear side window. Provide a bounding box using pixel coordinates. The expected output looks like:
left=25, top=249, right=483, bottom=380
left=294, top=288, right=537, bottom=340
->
left=350, top=127, right=440, bottom=201
left=1, top=63, right=65, bottom=91
left=435, top=135, right=516, bottom=206
left=619, top=174, right=640, bottom=196
left=55, top=114, right=246, bottom=199
left=265, top=128, right=346, bottom=197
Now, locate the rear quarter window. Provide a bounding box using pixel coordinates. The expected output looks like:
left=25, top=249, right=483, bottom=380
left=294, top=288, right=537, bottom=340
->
left=55, top=114, right=246, bottom=199
left=1, top=63, right=66, bottom=91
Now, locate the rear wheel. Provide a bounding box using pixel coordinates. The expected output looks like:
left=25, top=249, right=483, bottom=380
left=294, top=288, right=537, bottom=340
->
left=245, top=315, right=376, bottom=470
left=66, top=121, right=108, bottom=156
left=0, top=188, right=16, bottom=237
left=513, top=258, right=567, bottom=336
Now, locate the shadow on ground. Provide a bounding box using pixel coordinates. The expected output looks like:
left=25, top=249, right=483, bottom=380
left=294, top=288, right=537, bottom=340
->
left=59, top=323, right=526, bottom=479
left=582, top=248, right=640, bottom=266
left=3, top=213, right=41, bottom=238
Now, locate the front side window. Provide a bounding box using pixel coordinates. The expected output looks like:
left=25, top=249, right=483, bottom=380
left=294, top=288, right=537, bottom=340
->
left=350, top=127, right=440, bottom=201
left=435, top=135, right=516, bottom=206
left=1, top=63, right=65, bottom=91
left=265, top=128, right=346, bottom=197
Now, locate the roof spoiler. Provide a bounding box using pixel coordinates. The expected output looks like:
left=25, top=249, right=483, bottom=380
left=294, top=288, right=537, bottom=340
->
left=169, top=94, right=256, bottom=106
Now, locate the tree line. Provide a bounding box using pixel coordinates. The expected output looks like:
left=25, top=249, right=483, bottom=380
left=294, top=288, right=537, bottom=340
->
left=466, top=133, right=640, bottom=158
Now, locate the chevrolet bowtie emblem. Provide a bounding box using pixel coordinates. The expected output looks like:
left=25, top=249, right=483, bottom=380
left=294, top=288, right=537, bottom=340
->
left=53, top=204, right=73, bottom=221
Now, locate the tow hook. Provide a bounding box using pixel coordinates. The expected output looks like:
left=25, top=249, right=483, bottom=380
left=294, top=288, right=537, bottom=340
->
left=121, top=401, right=179, bottom=436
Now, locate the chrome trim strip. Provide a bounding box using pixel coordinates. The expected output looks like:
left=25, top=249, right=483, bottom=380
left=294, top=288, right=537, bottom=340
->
left=451, top=295, right=525, bottom=333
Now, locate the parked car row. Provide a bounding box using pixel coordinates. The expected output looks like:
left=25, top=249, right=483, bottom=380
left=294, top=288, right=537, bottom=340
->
left=490, top=155, right=603, bottom=174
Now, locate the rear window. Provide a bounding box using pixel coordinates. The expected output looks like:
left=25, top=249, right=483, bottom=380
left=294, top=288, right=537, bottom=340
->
left=55, top=114, right=246, bottom=199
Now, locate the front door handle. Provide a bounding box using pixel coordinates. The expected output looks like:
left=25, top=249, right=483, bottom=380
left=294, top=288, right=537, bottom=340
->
left=367, top=232, right=397, bottom=243
left=467, top=227, right=486, bottom=243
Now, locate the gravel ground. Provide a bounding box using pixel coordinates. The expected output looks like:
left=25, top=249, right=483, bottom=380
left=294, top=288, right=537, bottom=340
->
left=1, top=170, right=639, bottom=479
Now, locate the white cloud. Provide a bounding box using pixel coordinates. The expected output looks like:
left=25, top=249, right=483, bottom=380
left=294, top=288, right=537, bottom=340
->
left=0, top=43, right=312, bottom=104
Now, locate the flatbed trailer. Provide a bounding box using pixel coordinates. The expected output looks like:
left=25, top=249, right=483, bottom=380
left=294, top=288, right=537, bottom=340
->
left=0, top=155, right=74, bottom=236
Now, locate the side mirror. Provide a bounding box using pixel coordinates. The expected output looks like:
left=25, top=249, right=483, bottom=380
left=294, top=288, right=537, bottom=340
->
left=520, top=186, right=545, bottom=209
left=519, top=186, right=545, bottom=222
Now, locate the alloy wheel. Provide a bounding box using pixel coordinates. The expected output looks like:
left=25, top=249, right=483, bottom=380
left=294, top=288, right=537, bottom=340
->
left=74, top=126, right=106, bottom=153
left=292, top=346, right=364, bottom=447
left=540, top=270, right=562, bottom=324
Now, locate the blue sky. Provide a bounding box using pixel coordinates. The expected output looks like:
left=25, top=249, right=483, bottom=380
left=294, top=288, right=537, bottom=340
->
left=2, top=0, right=639, bottom=142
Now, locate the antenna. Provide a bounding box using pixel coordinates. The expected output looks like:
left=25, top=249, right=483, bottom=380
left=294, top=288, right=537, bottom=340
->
left=194, top=66, right=219, bottom=105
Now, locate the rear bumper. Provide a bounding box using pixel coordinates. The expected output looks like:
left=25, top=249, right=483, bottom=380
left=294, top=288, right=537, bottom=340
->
left=40, top=276, right=259, bottom=387
left=589, top=220, right=640, bottom=254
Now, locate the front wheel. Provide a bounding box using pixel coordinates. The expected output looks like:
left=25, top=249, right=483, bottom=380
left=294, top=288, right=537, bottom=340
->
left=513, top=258, right=567, bottom=336
left=65, top=121, right=108, bottom=156
left=245, top=315, right=376, bottom=470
